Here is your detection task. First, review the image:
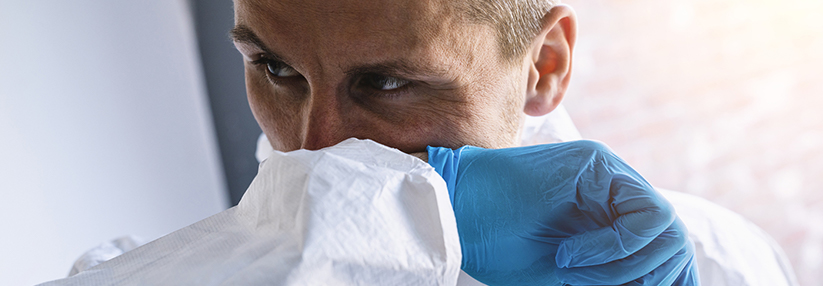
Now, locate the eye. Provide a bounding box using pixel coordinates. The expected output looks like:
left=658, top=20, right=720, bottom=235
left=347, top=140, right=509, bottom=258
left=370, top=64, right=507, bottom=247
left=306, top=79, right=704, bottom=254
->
left=265, top=60, right=301, bottom=77
left=252, top=57, right=301, bottom=78
left=360, top=73, right=410, bottom=91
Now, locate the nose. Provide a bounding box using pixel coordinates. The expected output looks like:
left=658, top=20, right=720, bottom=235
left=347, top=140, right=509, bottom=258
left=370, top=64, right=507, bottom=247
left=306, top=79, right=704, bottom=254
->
left=301, top=88, right=349, bottom=150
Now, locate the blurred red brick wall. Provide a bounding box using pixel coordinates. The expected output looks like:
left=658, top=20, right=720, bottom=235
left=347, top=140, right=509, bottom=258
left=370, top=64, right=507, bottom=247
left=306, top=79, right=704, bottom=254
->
left=561, top=0, right=823, bottom=284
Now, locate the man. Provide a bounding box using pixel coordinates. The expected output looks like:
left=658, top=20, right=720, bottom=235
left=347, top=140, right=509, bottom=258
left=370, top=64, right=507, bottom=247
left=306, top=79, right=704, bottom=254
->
left=231, top=0, right=695, bottom=285
left=44, top=0, right=798, bottom=284
left=233, top=0, right=570, bottom=153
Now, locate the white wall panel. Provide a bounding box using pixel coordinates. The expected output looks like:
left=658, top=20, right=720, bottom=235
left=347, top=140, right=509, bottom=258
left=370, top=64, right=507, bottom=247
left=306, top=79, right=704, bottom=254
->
left=0, top=1, right=229, bottom=284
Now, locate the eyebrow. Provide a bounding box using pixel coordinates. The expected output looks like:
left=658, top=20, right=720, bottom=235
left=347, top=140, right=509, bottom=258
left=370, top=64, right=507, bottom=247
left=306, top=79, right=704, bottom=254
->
left=345, top=61, right=451, bottom=82
left=230, top=25, right=280, bottom=59
left=230, top=25, right=452, bottom=81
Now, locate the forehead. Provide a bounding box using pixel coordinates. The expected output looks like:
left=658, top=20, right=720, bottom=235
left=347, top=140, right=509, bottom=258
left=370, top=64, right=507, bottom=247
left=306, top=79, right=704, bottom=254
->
left=234, top=0, right=496, bottom=74
left=236, top=0, right=449, bottom=40
left=239, top=0, right=447, bottom=29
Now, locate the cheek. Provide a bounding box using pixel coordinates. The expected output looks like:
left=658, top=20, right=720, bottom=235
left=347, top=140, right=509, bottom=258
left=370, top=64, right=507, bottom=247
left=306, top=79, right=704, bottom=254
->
left=245, top=70, right=307, bottom=151
left=457, top=76, right=525, bottom=148
left=334, top=101, right=457, bottom=152
left=373, top=92, right=494, bottom=150
left=354, top=80, right=523, bottom=151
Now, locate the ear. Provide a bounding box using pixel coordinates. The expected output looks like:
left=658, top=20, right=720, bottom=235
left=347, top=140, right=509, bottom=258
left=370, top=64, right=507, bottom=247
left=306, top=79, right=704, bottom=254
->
left=524, top=4, right=577, bottom=116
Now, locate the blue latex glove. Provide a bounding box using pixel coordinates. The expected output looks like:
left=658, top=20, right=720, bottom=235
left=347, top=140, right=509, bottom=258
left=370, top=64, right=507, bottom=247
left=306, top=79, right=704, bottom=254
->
left=427, top=140, right=699, bottom=285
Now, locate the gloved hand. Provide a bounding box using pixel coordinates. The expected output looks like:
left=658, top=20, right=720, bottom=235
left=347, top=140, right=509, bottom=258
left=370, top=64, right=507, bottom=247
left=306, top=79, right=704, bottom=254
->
left=427, top=140, right=699, bottom=285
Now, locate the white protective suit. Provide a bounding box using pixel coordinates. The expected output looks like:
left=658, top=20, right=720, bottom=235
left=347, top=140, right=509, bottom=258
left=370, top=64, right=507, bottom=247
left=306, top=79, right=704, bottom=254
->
left=43, top=138, right=463, bottom=285
left=46, top=105, right=798, bottom=286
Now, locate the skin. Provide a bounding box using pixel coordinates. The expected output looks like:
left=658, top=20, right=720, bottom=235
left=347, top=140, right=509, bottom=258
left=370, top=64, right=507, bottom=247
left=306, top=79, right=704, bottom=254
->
left=232, top=0, right=577, bottom=155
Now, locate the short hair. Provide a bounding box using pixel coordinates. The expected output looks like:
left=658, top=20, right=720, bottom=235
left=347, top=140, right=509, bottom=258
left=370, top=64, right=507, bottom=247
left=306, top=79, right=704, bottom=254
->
left=457, top=0, right=559, bottom=62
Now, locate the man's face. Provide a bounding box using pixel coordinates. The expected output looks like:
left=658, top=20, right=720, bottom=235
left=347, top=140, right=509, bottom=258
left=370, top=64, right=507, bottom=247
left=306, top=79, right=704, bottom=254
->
left=233, top=0, right=528, bottom=153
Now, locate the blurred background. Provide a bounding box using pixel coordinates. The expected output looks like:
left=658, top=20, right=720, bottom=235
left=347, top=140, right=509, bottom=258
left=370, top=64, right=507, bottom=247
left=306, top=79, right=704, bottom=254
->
left=564, top=0, right=822, bottom=285
left=0, top=0, right=820, bottom=285
left=0, top=1, right=248, bottom=285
